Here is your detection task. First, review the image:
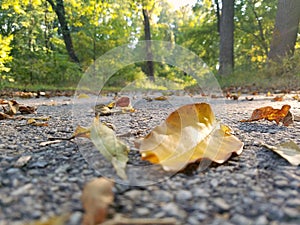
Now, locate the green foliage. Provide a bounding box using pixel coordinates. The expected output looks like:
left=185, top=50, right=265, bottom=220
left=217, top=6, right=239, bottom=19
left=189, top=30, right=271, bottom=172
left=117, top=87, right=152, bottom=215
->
left=0, top=0, right=298, bottom=90
left=218, top=50, right=300, bottom=90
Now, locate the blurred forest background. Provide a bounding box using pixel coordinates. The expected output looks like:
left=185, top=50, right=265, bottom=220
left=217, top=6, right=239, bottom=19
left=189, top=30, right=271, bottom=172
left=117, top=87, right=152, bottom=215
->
left=0, top=0, right=299, bottom=91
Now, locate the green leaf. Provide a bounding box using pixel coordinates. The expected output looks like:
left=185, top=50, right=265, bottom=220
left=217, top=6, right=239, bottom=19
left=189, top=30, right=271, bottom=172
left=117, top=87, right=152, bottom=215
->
left=262, top=140, right=300, bottom=166
left=90, top=117, right=129, bottom=180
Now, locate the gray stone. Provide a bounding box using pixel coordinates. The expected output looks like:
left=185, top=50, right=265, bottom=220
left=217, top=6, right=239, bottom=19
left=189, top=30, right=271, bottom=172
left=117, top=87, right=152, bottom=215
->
left=254, top=215, right=268, bottom=225
left=286, top=198, right=300, bottom=207
left=230, top=214, right=252, bottom=225
left=28, top=160, right=48, bottom=168
left=176, top=190, right=192, bottom=202
left=213, top=198, right=230, bottom=211
left=162, top=202, right=186, bottom=218
left=283, top=207, right=299, bottom=218
left=210, top=178, right=219, bottom=188
left=136, top=207, right=150, bottom=216
left=124, top=190, right=142, bottom=200
left=153, top=190, right=173, bottom=202
left=193, top=188, right=210, bottom=198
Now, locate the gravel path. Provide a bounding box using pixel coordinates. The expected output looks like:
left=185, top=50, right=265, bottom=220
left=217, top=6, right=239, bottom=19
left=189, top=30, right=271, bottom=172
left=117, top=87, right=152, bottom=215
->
left=0, top=93, right=300, bottom=225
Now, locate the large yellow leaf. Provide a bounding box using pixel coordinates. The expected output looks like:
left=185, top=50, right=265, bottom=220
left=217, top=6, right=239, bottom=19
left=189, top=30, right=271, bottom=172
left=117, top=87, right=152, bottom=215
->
left=139, top=103, right=244, bottom=171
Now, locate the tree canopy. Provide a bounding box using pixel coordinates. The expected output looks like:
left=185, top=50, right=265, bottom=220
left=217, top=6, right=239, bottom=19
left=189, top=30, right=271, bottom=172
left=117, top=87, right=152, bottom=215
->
left=0, top=0, right=299, bottom=89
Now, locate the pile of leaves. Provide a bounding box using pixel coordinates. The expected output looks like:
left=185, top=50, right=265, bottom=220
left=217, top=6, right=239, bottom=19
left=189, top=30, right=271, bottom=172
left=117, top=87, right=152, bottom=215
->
left=0, top=99, right=49, bottom=126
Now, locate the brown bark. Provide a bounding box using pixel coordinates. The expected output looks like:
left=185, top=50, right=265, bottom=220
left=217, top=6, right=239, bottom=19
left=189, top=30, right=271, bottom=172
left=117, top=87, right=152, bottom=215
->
left=219, top=0, right=234, bottom=76
left=268, top=0, right=300, bottom=62
left=142, top=8, right=155, bottom=81
left=46, top=0, right=80, bottom=64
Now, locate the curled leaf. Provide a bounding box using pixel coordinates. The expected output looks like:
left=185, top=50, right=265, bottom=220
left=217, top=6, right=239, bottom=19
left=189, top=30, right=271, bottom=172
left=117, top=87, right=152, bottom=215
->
left=272, top=95, right=284, bottom=102
left=19, top=105, right=36, bottom=114
left=241, top=105, right=292, bottom=126
left=81, top=178, right=114, bottom=225
left=115, top=96, right=130, bottom=107
left=90, top=117, right=129, bottom=180
left=0, top=112, right=12, bottom=120
left=261, top=140, right=300, bottom=166
left=3, top=100, right=19, bottom=116
left=27, top=118, right=48, bottom=127
left=154, top=96, right=168, bottom=101
left=73, top=117, right=129, bottom=179
left=139, top=103, right=244, bottom=171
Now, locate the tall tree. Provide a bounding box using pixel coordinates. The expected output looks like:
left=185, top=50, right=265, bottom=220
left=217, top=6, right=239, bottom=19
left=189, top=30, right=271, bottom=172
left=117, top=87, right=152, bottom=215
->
left=219, top=0, right=234, bottom=75
left=46, top=0, right=80, bottom=64
left=142, top=4, right=154, bottom=81
left=268, top=0, right=300, bottom=62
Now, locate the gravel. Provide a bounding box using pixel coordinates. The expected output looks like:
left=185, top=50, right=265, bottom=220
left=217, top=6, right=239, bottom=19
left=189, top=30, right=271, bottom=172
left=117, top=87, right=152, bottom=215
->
left=0, top=93, right=300, bottom=225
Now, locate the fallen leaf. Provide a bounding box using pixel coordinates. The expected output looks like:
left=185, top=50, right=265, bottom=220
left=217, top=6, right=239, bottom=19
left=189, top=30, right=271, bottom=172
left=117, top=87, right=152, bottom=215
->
left=78, top=93, right=90, bottom=99
left=107, top=101, right=116, bottom=109
left=94, top=105, right=112, bottom=116
left=14, top=155, right=32, bottom=168
left=0, top=112, right=12, bottom=120
left=73, top=116, right=130, bottom=179
left=0, top=99, right=8, bottom=104
left=241, top=105, right=292, bottom=126
left=19, top=105, right=36, bottom=114
left=154, top=96, right=168, bottom=101
left=266, top=91, right=273, bottom=97
left=90, top=117, right=129, bottom=179
left=139, top=103, right=244, bottom=171
left=115, top=96, right=130, bottom=107
left=3, top=100, right=19, bottom=115
left=261, top=140, right=300, bottom=166
left=101, top=215, right=179, bottom=225
left=272, top=95, right=284, bottom=102
left=81, top=178, right=114, bottom=225
left=73, top=125, right=91, bottom=139
left=27, top=214, right=69, bottom=225
left=245, top=97, right=254, bottom=101
left=27, top=118, right=48, bottom=126
left=292, top=95, right=299, bottom=101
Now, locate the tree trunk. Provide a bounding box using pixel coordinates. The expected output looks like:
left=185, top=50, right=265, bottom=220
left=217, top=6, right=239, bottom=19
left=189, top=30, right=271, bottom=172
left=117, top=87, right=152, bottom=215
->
left=219, top=0, right=234, bottom=76
left=214, top=0, right=221, bottom=33
left=142, top=8, right=155, bottom=81
left=268, top=0, right=300, bottom=62
left=46, top=0, right=80, bottom=64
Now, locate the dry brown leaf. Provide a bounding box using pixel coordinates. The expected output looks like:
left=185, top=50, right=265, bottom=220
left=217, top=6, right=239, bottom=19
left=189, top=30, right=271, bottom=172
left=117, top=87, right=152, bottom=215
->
left=241, top=105, right=292, bottom=126
left=139, top=103, right=244, bottom=171
left=81, top=178, right=114, bottom=225
left=19, top=105, right=36, bottom=114
left=115, top=96, right=130, bottom=107
left=272, top=95, right=284, bottom=102
left=245, top=97, right=254, bottom=101
left=3, top=100, right=19, bottom=116
left=0, top=112, right=12, bottom=120
left=27, top=214, right=69, bottom=225
left=292, top=95, right=299, bottom=101
left=154, top=96, right=168, bottom=101
left=27, top=118, right=48, bottom=127
left=102, top=215, right=179, bottom=225
left=0, top=99, right=8, bottom=104
left=73, top=125, right=91, bottom=139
